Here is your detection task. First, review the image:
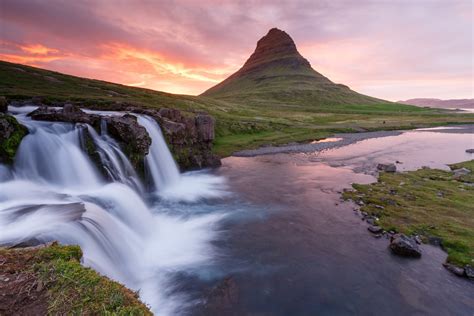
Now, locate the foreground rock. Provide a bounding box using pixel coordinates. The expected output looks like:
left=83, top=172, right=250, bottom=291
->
left=389, top=234, right=422, bottom=258
left=0, top=113, right=28, bottom=164
left=377, top=163, right=396, bottom=172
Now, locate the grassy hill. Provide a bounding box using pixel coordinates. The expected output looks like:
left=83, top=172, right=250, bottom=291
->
left=1, top=59, right=473, bottom=157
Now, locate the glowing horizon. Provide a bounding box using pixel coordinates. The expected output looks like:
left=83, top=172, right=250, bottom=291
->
left=1, top=0, right=472, bottom=100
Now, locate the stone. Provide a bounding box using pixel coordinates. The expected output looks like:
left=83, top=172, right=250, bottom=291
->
left=452, top=168, right=471, bottom=177
left=377, top=163, right=396, bottom=173
left=389, top=234, right=422, bottom=258
left=29, top=105, right=101, bottom=128
left=443, top=263, right=465, bottom=277
left=466, top=149, right=474, bottom=154
left=465, top=265, right=474, bottom=279
left=195, top=114, right=215, bottom=141
left=0, top=113, right=29, bottom=164
left=0, top=96, right=7, bottom=113
left=368, top=225, right=383, bottom=234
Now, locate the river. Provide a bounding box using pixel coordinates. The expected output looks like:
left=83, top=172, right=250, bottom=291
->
left=0, top=108, right=473, bottom=315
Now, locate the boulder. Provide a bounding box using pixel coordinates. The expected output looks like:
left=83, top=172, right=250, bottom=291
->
left=368, top=225, right=383, bottom=234
left=0, top=96, right=7, bottom=113
left=465, top=265, right=474, bottom=279
left=389, top=234, right=422, bottom=258
left=195, top=114, right=215, bottom=141
left=104, top=114, right=152, bottom=171
left=0, top=113, right=29, bottom=164
left=443, top=263, right=465, bottom=277
left=377, top=163, right=396, bottom=173
left=452, top=167, right=471, bottom=177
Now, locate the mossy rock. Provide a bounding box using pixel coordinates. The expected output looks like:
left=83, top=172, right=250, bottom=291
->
left=0, top=113, right=28, bottom=164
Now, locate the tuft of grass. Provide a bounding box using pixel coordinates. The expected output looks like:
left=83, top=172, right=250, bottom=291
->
left=343, top=161, right=474, bottom=267
left=0, top=243, right=151, bottom=315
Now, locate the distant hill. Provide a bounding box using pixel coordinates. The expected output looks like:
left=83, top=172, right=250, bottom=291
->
left=201, top=28, right=384, bottom=106
left=398, top=98, right=474, bottom=109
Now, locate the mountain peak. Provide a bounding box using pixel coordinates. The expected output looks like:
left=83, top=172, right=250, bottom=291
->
left=242, top=28, right=306, bottom=70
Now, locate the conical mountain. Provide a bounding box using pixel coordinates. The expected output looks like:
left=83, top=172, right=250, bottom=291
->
left=202, top=28, right=382, bottom=105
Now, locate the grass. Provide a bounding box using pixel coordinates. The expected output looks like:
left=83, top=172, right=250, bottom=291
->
left=0, top=113, right=28, bottom=163
left=1, top=60, right=474, bottom=157
left=0, top=243, right=151, bottom=315
left=343, top=161, right=474, bottom=267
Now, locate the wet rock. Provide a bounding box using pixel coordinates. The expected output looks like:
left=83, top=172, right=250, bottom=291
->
left=366, top=218, right=375, bottom=225
left=389, top=234, right=422, bottom=258
left=0, top=96, right=7, bottom=113
left=203, top=277, right=239, bottom=314
left=377, top=163, right=396, bottom=172
left=428, top=236, right=443, bottom=247
left=29, top=105, right=101, bottom=128
left=443, top=263, right=465, bottom=277
left=466, top=149, right=474, bottom=154
left=105, top=114, right=151, bottom=171
left=0, top=113, right=29, bottom=164
left=465, top=265, right=474, bottom=279
left=368, top=225, right=383, bottom=234
left=414, top=235, right=422, bottom=244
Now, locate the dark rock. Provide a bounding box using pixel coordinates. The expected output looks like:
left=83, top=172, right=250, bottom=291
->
left=195, top=114, right=215, bottom=142
left=443, top=263, right=465, bottom=277
left=414, top=235, right=422, bottom=244
left=428, top=236, right=443, bottom=247
left=203, top=277, right=239, bottom=314
left=389, top=234, right=422, bottom=258
left=465, top=265, right=474, bottom=279
left=368, top=225, right=383, bottom=234
left=104, top=114, right=151, bottom=171
left=466, top=149, right=474, bottom=154
left=366, top=218, right=375, bottom=225
left=29, top=105, right=101, bottom=128
left=0, top=113, right=29, bottom=164
left=0, top=96, right=7, bottom=113
left=377, top=163, right=396, bottom=173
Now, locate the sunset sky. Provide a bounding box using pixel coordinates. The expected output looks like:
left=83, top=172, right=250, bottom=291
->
left=1, top=0, right=472, bottom=100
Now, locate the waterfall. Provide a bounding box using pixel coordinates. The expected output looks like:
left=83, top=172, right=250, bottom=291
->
left=136, top=115, right=180, bottom=189
left=0, top=107, right=228, bottom=315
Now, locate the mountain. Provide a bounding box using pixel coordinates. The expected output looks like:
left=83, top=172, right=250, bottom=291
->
left=398, top=98, right=474, bottom=109
left=201, top=28, right=382, bottom=106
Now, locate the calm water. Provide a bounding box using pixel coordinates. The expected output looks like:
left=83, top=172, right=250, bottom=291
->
left=189, top=127, right=474, bottom=315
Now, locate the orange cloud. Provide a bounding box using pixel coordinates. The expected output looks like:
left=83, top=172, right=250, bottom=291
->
left=21, top=44, right=59, bottom=55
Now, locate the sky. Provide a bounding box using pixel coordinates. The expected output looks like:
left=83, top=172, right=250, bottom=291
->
left=0, top=0, right=472, bottom=101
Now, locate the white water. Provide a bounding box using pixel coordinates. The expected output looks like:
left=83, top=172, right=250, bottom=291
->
left=0, top=107, right=228, bottom=315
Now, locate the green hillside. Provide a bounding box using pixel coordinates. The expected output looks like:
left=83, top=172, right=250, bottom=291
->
left=1, top=57, right=473, bottom=157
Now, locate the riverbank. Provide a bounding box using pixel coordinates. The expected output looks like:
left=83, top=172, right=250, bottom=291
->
left=343, top=160, right=474, bottom=279
left=232, top=125, right=474, bottom=157
left=0, top=243, right=151, bottom=315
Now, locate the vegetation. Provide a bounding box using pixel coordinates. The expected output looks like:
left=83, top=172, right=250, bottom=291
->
left=0, top=113, right=28, bottom=163
left=1, top=60, right=474, bottom=157
left=343, top=161, right=474, bottom=267
left=0, top=243, right=151, bottom=315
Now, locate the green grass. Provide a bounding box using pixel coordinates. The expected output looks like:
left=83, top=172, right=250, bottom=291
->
left=0, top=113, right=28, bottom=163
left=343, top=161, right=474, bottom=267
left=0, top=243, right=151, bottom=315
left=2, top=60, right=474, bottom=156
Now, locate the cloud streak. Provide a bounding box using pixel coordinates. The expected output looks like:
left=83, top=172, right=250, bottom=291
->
left=0, top=0, right=472, bottom=99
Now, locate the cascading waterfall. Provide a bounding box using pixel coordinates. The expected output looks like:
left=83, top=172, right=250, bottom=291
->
left=0, top=107, right=228, bottom=315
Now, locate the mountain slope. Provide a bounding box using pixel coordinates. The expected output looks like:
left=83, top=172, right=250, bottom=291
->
left=202, top=28, right=382, bottom=106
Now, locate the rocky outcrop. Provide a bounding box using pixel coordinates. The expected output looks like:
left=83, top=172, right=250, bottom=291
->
left=104, top=114, right=151, bottom=172
left=29, top=104, right=101, bottom=128
left=27, top=103, right=220, bottom=171
left=0, top=113, right=28, bottom=164
left=389, top=234, right=422, bottom=258
left=131, top=107, right=221, bottom=170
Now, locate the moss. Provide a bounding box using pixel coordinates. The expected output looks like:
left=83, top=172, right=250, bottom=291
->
left=343, top=160, right=474, bottom=267
left=32, top=243, right=151, bottom=315
left=0, top=114, right=28, bottom=163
